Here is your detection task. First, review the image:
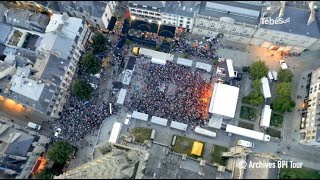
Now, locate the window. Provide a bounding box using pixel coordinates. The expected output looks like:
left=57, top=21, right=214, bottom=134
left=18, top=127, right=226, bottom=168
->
left=143, top=5, right=147, bottom=8
left=131, top=9, right=136, bottom=12
left=221, top=24, right=226, bottom=30
left=187, top=21, right=190, bottom=24
left=180, top=20, right=183, bottom=23
left=306, top=137, right=310, bottom=140
left=232, top=27, right=237, bottom=32
left=312, top=136, right=315, bottom=139
left=149, top=12, right=154, bottom=15
left=180, top=17, right=184, bottom=19
left=137, top=10, right=142, bottom=13
left=313, top=130, right=316, bottom=133
left=180, top=24, right=183, bottom=27
left=188, top=18, right=191, bottom=20
left=164, top=21, right=166, bottom=23
left=143, top=11, right=148, bottom=14
left=315, top=85, right=317, bottom=92
left=210, top=22, right=214, bottom=28
left=156, top=13, right=161, bottom=16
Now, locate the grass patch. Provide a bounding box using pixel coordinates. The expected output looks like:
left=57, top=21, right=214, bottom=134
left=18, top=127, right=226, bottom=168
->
left=132, top=127, right=152, bottom=144
left=266, top=128, right=281, bottom=138
left=270, top=113, right=283, bottom=128
left=210, top=145, right=228, bottom=166
left=240, top=106, right=257, bottom=121
left=172, top=135, right=205, bottom=158
left=238, top=121, right=254, bottom=130
left=279, top=167, right=320, bottom=179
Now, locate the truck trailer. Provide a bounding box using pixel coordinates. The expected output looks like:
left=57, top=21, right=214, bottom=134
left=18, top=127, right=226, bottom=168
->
left=132, top=47, right=174, bottom=61
left=226, top=124, right=270, bottom=142
left=194, top=126, right=217, bottom=138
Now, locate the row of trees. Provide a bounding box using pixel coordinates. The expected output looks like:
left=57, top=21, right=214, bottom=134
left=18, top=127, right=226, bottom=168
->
left=242, top=61, right=295, bottom=113
left=71, top=32, right=107, bottom=100
left=273, top=69, right=295, bottom=113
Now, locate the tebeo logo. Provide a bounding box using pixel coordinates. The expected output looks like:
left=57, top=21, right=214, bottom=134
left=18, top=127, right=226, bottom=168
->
left=260, top=17, right=290, bottom=25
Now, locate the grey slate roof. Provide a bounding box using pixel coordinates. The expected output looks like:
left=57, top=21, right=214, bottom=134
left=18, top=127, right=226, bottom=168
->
left=0, top=3, right=7, bottom=22
left=54, top=1, right=109, bottom=18
left=5, top=8, right=49, bottom=33
left=162, top=1, right=199, bottom=17
left=0, top=23, right=11, bottom=44
left=259, top=6, right=320, bottom=38
left=198, top=1, right=262, bottom=25
left=40, top=54, right=69, bottom=86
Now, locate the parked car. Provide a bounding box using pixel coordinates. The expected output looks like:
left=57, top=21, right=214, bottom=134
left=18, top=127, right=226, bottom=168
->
left=267, top=71, right=274, bottom=80
left=27, top=122, right=41, bottom=130
left=237, top=140, right=254, bottom=148
left=125, top=114, right=132, bottom=125
left=54, top=128, right=62, bottom=138
left=272, top=70, right=278, bottom=81
left=280, top=60, right=288, bottom=69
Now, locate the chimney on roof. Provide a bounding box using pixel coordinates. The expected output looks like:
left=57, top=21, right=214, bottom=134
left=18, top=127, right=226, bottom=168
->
left=307, top=1, right=315, bottom=25
left=278, top=1, right=286, bottom=18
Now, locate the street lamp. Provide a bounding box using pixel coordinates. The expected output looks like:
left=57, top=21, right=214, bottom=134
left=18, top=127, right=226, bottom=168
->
left=157, top=21, right=162, bottom=34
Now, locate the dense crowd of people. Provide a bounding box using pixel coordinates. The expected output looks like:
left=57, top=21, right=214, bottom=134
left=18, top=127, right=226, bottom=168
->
left=58, top=92, right=115, bottom=142
left=127, top=62, right=211, bottom=126
left=172, top=35, right=219, bottom=60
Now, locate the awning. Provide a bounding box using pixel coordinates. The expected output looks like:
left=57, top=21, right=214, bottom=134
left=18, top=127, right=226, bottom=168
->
left=122, top=19, right=130, bottom=34
left=107, top=16, right=117, bottom=31
left=191, top=141, right=203, bottom=156
left=130, top=20, right=158, bottom=33
left=158, top=24, right=176, bottom=38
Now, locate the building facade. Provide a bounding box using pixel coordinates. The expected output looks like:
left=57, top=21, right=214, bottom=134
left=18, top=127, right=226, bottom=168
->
left=300, top=68, right=320, bottom=147
left=192, top=1, right=262, bottom=44
left=128, top=1, right=200, bottom=31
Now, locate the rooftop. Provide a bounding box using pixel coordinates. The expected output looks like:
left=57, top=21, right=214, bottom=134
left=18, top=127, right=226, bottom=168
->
left=259, top=6, right=320, bottom=38
left=144, top=143, right=231, bottom=179
left=208, top=83, right=240, bottom=118
left=0, top=23, right=12, bottom=44
left=53, top=1, right=109, bottom=18
left=5, top=8, right=49, bottom=33
left=0, top=3, right=7, bottom=22
left=198, top=1, right=262, bottom=25
left=162, top=1, right=199, bottom=17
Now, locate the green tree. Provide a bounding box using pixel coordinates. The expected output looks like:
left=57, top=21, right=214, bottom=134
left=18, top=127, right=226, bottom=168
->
left=276, top=82, right=292, bottom=97
left=155, top=45, right=160, bottom=51
left=272, top=96, right=295, bottom=113
left=250, top=61, right=268, bottom=80
left=92, top=32, right=107, bottom=53
left=125, top=39, right=132, bottom=46
left=278, top=69, right=293, bottom=83
left=34, top=168, right=53, bottom=179
left=81, top=53, right=101, bottom=74
left=252, top=79, right=262, bottom=91
left=212, top=59, right=219, bottom=65
left=184, top=53, right=189, bottom=59
left=47, top=141, right=73, bottom=165
left=242, top=91, right=264, bottom=106
left=72, top=79, right=93, bottom=100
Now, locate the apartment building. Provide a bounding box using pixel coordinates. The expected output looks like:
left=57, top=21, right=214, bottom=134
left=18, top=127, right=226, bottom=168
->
left=128, top=1, right=200, bottom=31
left=300, top=68, right=320, bottom=147
left=192, top=1, right=264, bottom=44
left=128, top=1, right=163, bottom=23
left=251, top=2, right=320, bottom=53
left=51, top=1, right=117, bottom=31
left=2, top=1, right=117, bottom=32
left=0, top=13, right=91, bottom=119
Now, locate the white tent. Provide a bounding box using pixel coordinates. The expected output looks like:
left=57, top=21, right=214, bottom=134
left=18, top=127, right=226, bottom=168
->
left=132, top=111, right=149, bottom=121
left=151, top=116, right=168, bottom=126
left=260, top=105, right=272, bottom=127
left=151, top=57, right=166, bottom=65
left=208, top=115, right=223, bottom=129
left=170, top=121, right=188, bottom=131
left=226, top=59, right=235, bottom=78
left=122, top=70, right=133, bottom=85
left=140, top=48, right=174, bottom=61
left=116, top=88, right=127, bottom=105
left=177, top=57, right=193, bottom=67
left=209, top=83, right=239, bottom=118
left=261, top=77, right=271, bottom=99
left=109, top=122, right=122, bottom=143
left=196, top=62, right=212, bottom=72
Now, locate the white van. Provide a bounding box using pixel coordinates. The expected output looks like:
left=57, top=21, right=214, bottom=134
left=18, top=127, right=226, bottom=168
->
left=272, top=71, right=278, bottom=81
left=27, top=122, right=41, bottom=130
left=267, top=71, right=274, bottom=80
left=125, top=114, right=131, bottom=125
left=237, top=140, right=254, bottom=148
